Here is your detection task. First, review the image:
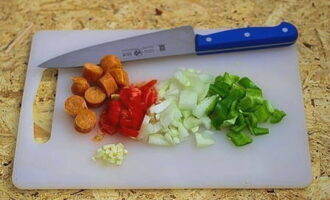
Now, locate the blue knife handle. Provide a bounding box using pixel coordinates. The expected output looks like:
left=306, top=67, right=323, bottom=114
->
left=195, top=22, right=298, bottom=55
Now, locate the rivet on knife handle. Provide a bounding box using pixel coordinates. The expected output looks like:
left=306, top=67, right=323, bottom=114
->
left=195, top=21, right=298, bottom=55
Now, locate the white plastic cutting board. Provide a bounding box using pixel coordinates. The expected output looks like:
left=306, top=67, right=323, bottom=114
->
left=13, top=30, right=312, bottom=189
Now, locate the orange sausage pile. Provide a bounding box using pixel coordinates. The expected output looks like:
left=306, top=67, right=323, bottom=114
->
left=64, top=55, right=129, bottom=133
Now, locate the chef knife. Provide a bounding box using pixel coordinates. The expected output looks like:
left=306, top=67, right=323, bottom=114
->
left=38, top=22, right=298, bottom=68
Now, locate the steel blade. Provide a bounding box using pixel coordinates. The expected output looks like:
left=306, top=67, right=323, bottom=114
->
left=38, top=26, right=195, bottom=68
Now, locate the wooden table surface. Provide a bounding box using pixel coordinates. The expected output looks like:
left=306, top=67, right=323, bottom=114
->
left=0, top=0, right=329, bottom=199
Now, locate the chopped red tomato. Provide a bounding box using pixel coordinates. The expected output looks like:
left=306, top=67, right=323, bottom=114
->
left=144, top=87, right=158, bottom=107
left=106, top=100, right=121, bottom=125
left=118, top=127, right=139, bottom=138
left=99, top=112, right=117, bottom=135
left=99, top=123, right=117, bottom=135
left=140, top=80, right=157, bottom=92
left=99, top=79, right=158, bottom=138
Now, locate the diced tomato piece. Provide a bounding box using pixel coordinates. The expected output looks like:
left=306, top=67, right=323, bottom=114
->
left=118, top=127, right=139, bottom=138
left=139, top=80, right=157, bottom=92
left=129, top=96, right=144, bottom=110
left=107, top=113, right=119, bottom=126
left=144, top=87, right=158, bottom=107
left=129, top=87, right=142, bottom=98
left=119, top=119, right=136, bottom=129
left=149, top=88, right=158, bottom=105
left=119, top=88, right=131, bottom=107
left=106, top=100, right=122, bottom=125
left=120, top=108, right=131, bottom=120
left=106, top=100, right=121, bottom=112
left=128, top=103, right=144, bottom=116
left=120, top=87, right=142, bottom=107
left=98, top=79, right=158, bottom=139
left=99, top=112, right=117, bottom=135
left=100, top=123, right=117, bottom=135
left=120, top=105, right=144, bottom=129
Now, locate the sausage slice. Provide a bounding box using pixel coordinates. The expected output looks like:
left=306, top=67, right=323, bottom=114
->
left=71, top=76, right=90, bottom=96
left=97, top=73, right=118, bottom=97
left=74, top=109, right=96, bottom=133
left=83, top=63, right=104, bottom=83
left=64, top=95, right=87, bottom=116
left=109, top=68, right=129, bottom=87
left=84, top=86, right=106, bottom=107
left=100, top=55, right=122, bottom=73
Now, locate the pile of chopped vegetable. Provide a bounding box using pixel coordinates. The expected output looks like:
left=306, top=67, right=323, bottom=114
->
left=99, top=80, right=158, bottom=138
left=208, top=72, right=286, bottom=146
left=138, top=68, right=218, bottom=147
left=136, top=69, right=286, bottom=147
left=92, top=143, right=128, bottom=166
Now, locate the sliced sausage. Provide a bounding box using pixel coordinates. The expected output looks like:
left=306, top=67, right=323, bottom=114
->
left=71, top=76, right=90, bottom=96
left=64, top=95, right=87, bottom=116
left=100, top=55, right=122, bottom=73
left=109, top=68, right=129, bottom=87
left=97, top=73, right=118, bottom=97
left=83, top=63, right=104, bottom=83
left=84, top=86, right=106, bottom=107
left=74, top=109, right=96, bottom=133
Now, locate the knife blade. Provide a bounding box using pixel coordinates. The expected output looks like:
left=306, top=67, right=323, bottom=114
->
left=38, top=22, right=298, bottom=68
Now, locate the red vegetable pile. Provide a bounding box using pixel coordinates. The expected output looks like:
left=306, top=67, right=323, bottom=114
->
left=99, top=80, right=158, bottom=138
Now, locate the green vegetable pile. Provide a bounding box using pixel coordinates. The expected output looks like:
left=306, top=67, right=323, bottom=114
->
left=208, top=72, right=286, bottom=146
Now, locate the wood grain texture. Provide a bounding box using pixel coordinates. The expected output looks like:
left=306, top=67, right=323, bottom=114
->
left=0, top=0, right=329, bottom=199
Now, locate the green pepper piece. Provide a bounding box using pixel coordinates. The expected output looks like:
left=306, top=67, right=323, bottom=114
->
left=228, top=100, right=239, bottom=118
left=248, top=113, right=258, bottom=127
left=221, top=116, right=238, bottom=128
left=238, top=77, right=260, bottom=89
left=239, top=98, right=263, bottom=112
left=243, top=113, right=258, bottom=135
left=236, top=114, right=246, bottom=125
left=232, top=84, right=246, bottom=98
left=214, top=75, right=224, bottom=85
left=216, top=82, right=231, bottom=97
left=212, top=101, right=228, bottom=115
left=270, top=109, right=286, bottom=123
left=238, top=96, right=254, bottom=111
left=264, top=100, right=274, bottom=113
left=227, top=131, right=253, bottom=146
left=244, top=115, right=255, bottom=135
left=246, top=88, right=264, bottom=105
left=246, top=88, right=263, bottom=97
left=223, top=72, right=240, bottom=86
left=221, top=85, right=246, bottom=108
left=208, top=82, right=230, bottom=97
left=231, top=114, right=247, bottom=132
left=249, top=104, right=263, bottom=112
left=230, top=123, right=247, bottom=133
left=208, top=84, right=222, bottom=96
left=210, top=102, right=228, bottom=129
left=253, top=127, right=269, bottom=135
left=254, top=104, right=271, bottom=122
left=211, top=114, right=225, bottom=130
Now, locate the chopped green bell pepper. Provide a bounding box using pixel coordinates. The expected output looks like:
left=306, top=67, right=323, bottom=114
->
left=227, top=131, right=253, bottom=146
left=223, top=72, right=240, bottom=86
left=254, top=104, right=271, bottom=122
left=206, top=72, right=287, bottom=147
left=270, top=109, right=286, bottom=123
left=253, top=127, right=269, bottom=136
left=237, top=77, right=259, bottom=89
